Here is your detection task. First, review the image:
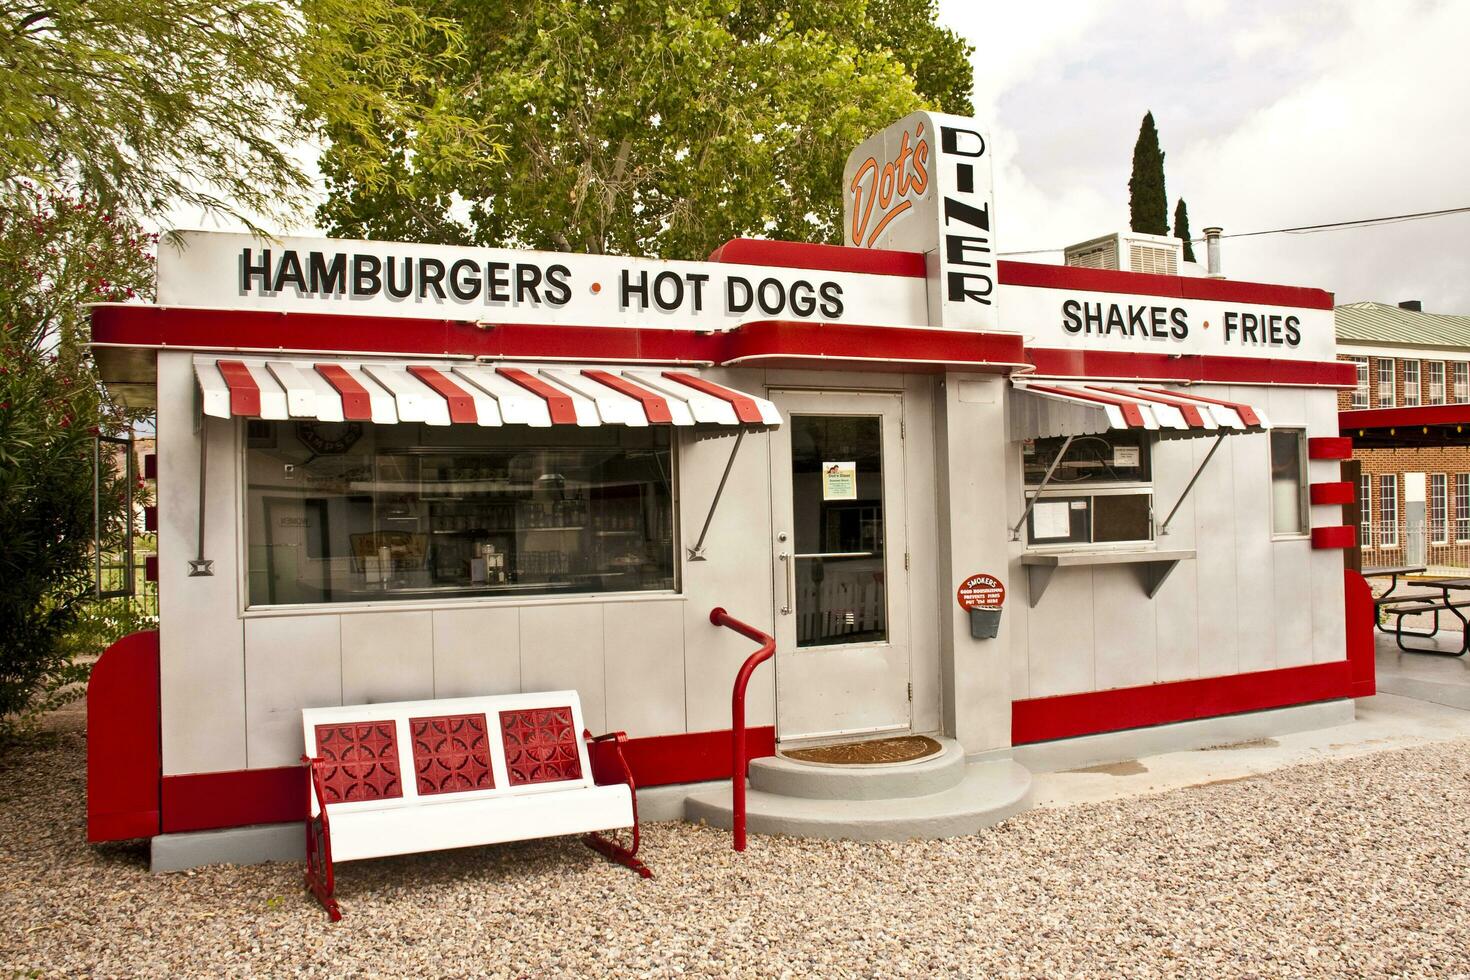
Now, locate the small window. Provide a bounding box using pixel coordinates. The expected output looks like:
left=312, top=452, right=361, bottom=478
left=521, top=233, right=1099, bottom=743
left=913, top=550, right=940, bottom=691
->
left=1376, top=358, right=1395, bottom=407
left=1023, top=432, right=1153, bottom=547
left=1403, top=360, right=1421, bottom=407
left=1457, top=474, right=1470, bottom=541
left=1379, top=474, right=1398, bottom=548
left=1023, top=431, right=1150, bottom=486
left=1269, top=429, right=1308, bottom=536
left=1347, top=356, right=1369, bottom=410
left=1428, top=362, right=1445, bottom=405
left=1359, top=473, right=1372, bottom=548
left=1430, top=473, right=1448, bottom=543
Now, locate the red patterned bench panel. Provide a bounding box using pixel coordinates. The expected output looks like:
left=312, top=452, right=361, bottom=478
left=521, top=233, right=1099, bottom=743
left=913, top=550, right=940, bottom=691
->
left=500, top=706, right=584, bottom=785
left=313, top=721, right=403, bottom=803
left=410, top=713, right=495, bottom=795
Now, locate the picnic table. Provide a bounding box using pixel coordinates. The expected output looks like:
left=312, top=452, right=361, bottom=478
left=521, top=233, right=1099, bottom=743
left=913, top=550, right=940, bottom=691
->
left=1380, top=576, right=1470, bottom=657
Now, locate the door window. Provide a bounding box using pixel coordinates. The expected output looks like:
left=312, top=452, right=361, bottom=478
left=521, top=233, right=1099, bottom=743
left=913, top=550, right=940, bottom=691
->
left=790, top=415, right=887, bottom=648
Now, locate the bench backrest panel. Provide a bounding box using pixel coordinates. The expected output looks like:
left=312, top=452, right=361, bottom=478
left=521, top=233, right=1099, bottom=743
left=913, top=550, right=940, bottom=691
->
left=302, top=692, right=593, bottom=816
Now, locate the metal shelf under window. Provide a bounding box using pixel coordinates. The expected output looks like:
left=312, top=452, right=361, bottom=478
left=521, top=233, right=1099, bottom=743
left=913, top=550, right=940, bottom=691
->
left=1019, top=548, right=1196, bottom=608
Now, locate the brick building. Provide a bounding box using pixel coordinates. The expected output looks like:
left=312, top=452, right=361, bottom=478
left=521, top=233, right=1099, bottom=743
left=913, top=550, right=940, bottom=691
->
left=1337, top=301, right=1470, bottom=571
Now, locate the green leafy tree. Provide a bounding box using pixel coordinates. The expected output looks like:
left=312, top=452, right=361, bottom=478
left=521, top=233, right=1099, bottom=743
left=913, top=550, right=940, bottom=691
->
left=0, top=190, right=150, bottom=734
left=1173, top=198, right=1196, bottom=263
left=1, top=0, right=498, bottom=228
left=317, top=0, right=975, bottom=258
left=1128, top=111, right=1168, bottom=236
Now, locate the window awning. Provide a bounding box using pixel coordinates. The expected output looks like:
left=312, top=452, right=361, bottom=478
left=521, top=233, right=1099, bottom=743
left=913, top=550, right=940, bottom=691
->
left=193, top=356, right=781, bottom=429
left=1011, top=380, right=1269, bottom=441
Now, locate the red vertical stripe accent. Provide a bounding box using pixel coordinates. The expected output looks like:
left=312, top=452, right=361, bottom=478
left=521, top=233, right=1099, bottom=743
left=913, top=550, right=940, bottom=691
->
left=1139, top=386, right=1261, bottom=427
left=1307, top=436, right=1354, bottom=460
left=497, top=367, right=579, bottom=424
left=662, top=372, right=763, bottom=423
left=215, top=360, right=261, bottom=417
left=583, top=369, right=673, bottom=423
left=86, top=631, right=161, bottom=841
left=314, top=364, right=374, bottom=421
left=407, top=365, right=478, bottom=424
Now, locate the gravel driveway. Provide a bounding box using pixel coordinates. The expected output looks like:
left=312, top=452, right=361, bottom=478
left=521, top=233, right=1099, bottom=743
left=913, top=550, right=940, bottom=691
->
left=2, top=728, right=1467, bottom=978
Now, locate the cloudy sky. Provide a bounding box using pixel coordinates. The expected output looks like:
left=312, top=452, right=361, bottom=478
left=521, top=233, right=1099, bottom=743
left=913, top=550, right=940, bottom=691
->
left=936, top=0, right=1470, bottom=310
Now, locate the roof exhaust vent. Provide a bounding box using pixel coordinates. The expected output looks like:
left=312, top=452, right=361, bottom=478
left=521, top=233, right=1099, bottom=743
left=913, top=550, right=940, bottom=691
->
left=1399, top=300, right=1423, bottom=312
left=1063, top=232, right=1181, bottom=276
left=1202, top=227, right=1223, bottom=278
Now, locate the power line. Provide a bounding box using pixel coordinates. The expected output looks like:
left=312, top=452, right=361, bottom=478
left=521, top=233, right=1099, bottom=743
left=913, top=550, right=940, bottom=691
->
left=996, top=205, right=1470, bottom=256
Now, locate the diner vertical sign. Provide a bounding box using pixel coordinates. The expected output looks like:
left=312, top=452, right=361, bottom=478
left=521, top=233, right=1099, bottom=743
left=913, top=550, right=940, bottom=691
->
left=842, top=111, right=997, bottom=331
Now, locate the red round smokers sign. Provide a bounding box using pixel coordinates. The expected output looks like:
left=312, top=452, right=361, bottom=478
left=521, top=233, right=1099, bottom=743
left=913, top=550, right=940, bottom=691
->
left=957, top=574, right=1005, bottom=610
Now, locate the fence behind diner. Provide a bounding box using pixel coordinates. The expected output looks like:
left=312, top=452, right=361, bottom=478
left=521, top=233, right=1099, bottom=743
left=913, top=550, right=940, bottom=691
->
left=1361, top=518, right=1470, bottom=575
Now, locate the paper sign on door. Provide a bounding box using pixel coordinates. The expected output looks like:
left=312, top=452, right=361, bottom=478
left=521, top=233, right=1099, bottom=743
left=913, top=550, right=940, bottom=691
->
left=822, top=461, right=857, bottom=500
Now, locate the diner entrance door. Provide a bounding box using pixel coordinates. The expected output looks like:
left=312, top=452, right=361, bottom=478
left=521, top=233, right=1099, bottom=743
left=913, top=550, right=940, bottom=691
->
left=768, top=389, right=910, bottom=742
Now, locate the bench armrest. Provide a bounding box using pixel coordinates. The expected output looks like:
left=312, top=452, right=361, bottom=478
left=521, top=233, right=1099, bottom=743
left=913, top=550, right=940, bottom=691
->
left=583, top=729, right=633, bottom=790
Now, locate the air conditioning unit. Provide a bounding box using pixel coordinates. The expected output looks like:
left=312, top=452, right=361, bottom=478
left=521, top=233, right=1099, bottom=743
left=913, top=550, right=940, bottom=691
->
left=1064, top=232, right=1182, bottom=276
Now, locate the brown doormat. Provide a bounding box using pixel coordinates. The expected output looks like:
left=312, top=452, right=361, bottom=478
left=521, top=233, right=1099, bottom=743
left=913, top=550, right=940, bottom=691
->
left=782, top=734, right=943, bottom=765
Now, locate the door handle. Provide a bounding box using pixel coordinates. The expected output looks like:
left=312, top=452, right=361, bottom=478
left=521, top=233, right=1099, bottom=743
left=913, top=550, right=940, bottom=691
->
left=779, top=552, right=795, bottom=615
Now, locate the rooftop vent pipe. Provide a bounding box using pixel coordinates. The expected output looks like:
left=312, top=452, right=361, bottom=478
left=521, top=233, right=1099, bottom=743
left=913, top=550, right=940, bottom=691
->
left=1202, top=227, right=1224, bottom=278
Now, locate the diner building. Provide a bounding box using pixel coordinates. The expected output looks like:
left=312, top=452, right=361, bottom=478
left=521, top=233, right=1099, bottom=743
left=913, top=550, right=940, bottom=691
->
left=85, top=112, right=1375, bottom=865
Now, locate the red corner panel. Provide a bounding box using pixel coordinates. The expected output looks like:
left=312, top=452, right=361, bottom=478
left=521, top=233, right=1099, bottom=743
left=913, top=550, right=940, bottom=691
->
left=87, top=631, right=161, bottom=842
left=1012, top=660, right=1353, bottom=745
left=1311, top=525, right=1355, bottom=549
left=1310, top=481, right=1355, bottom=505
left=1344, top=568, right=1375, bottom=698
left=1308, top=436, right=1353, bottom=460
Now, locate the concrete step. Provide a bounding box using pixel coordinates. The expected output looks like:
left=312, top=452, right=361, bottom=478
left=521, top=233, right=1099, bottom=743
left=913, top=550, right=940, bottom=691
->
left=684, top=759, right=1032, bottom=842
left=748, top=737, right=966, bottom=800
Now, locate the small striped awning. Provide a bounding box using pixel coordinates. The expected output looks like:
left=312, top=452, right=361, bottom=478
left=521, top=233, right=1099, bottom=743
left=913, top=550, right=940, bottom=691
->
left=1011, top=381, right=1270, bottom=441
left=194, top=356, right=781, bottom=429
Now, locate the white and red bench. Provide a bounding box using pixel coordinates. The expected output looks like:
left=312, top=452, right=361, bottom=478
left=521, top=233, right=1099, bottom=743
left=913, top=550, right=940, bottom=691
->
left=300, top=691, right=650, bottom=920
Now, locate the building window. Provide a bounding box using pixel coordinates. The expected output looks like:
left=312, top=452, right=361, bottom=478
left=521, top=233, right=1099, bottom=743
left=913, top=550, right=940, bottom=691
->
left=1360, top=473, right=1373, bottom=548
left=1428, top=362, right=1446, bottom=405
left=1347, top=356, right=1369, bottom=409
left=1379, top=474, right=1398, bottom=548
left=1376, top=358, right=1396, bottom=407
left=1022, top=432, right=1153, bottom=546
left=1430, top=473, right=1448, bottom=543
left=1457, top=474, right=1470, bottom=541
left=244, top=420, right=676, bottom=608
left=1403, top=359, right=1421, bottom=406
left=1455, top=362, right=1470, bottom=403
left=1269, top=429, right=1308, bottom=536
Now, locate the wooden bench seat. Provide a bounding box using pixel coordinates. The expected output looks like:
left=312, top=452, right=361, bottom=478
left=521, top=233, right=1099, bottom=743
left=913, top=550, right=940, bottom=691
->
left=301, top=691, right=650, bottom=920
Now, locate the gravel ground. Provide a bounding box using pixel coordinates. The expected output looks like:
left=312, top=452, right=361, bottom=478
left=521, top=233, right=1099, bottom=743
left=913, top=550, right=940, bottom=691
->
left=2, top=728, right=1468, bottom=978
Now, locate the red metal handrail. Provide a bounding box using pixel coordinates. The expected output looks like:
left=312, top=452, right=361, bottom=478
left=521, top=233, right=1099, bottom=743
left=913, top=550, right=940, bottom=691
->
left=709, top=606, right=775, bottom=852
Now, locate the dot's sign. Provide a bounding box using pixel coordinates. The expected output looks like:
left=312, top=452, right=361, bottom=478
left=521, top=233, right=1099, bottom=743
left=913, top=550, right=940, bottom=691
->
left=957, top=573, right=1005, bottom=610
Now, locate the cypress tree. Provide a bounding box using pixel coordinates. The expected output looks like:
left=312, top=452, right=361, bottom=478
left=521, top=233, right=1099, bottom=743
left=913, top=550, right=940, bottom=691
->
left=1128, top=111, right=1168, bottom=235
left=1173, top=198, right=1196, bottom=262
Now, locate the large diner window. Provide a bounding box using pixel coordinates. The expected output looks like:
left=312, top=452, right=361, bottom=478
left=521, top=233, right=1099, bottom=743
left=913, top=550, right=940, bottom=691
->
left=1022, top=431, right=1153, bottom=546
left=244, top=420, right=676, bottom=607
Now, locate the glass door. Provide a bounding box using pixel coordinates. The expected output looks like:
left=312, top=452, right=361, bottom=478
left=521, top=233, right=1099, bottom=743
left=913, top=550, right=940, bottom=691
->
left=769, top=389, right=910, bottom=742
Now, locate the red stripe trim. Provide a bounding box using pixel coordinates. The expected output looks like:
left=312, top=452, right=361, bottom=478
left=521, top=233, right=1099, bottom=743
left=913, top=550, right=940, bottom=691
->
left=663, top=371, right=765, bottom=423
left=583, top=369, right=673, bottom=423
left=1340, top=405, right=1470, bottom=429
left=1310, top=481, right=1355, bottom=505
left=1137, top=385, right=1261, bottom=427
left=1307, top=436, right=1353, bottom=459
left=998, top=259, right=1335, bottom=310
left=1022, top=383, right=1146, bottom=428
left=314, top=364, right=373, bottom=421
left=1026, top=349, right=1354, bottom=388
left=1013, top=660, right=1352, bottom=744
left=496, top=367, right=578, bottom=424
left=1311, top=525, right=1355, bottom=549
left=87, top=631, right=161, bottom=842
left=215, top=359, right=261, bottom=417
left=708, top=238, right=926, bottom=278
left=1088, top=385, right=1205, bottom=427
left=407, top=365, right=477, bottom=424
left=158, top=725, right=778, bottom=833
left=725, top=319, right=1026, bottom=371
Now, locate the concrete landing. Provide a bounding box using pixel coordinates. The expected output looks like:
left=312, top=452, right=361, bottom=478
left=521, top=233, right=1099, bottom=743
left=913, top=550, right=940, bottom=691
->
left=684, top=758, right=1032, bottom=841
left=748, top=738, right=965, bottom=800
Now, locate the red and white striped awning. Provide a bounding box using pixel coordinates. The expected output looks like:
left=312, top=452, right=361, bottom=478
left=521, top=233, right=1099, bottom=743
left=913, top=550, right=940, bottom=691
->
left=1011, top=381, right=1269, bottom=441
left=194, top=356, right=781, bottom=429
